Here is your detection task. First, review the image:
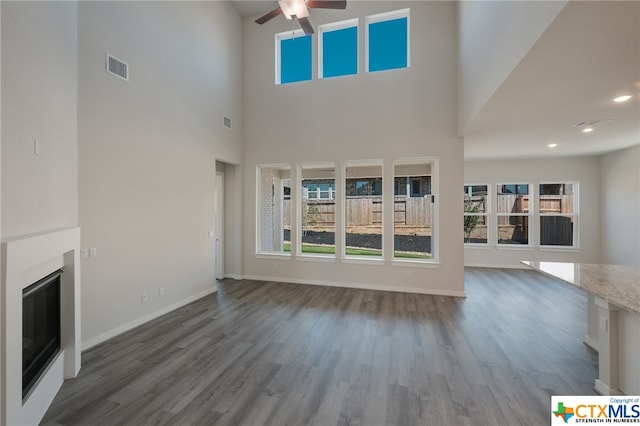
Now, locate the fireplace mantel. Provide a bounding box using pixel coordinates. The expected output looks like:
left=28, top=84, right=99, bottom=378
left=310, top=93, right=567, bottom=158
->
left=1, top=227, right=81, bottom=425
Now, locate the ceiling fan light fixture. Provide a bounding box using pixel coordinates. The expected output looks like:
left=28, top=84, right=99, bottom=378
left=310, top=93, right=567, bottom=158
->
left=278, top=0, right=309, bottom=20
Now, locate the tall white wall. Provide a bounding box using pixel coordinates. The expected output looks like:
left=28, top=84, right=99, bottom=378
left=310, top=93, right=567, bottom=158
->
left=1, top=1, right=78, bottom=239
left=243, top=1, right=464, bottom=295
left=457, top=0, right=566, bottom=133
left=78, top=1, right=243, bottom=346
left=464, top=156, right=601, bottom=267
left=600, top=145, right=640, bottom=266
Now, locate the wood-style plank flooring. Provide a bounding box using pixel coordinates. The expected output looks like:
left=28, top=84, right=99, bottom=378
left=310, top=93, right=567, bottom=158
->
left=42, top=268, right=597, bottom=425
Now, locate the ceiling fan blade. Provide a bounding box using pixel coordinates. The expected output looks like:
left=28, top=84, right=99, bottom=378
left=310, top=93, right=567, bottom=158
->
left=298, top=16, right=315, bottom=35
left=307, top=0, right=347, bottom=9
left=255, top=7, right=284, bottom=24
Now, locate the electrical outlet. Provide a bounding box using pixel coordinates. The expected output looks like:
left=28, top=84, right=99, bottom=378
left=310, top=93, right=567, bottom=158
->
left=141, top=293, right=148, bottom=303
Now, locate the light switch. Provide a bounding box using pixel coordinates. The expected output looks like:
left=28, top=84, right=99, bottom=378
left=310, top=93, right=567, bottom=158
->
left=89, top=247, right=97, bottom=258
left=80, top=248, right=89, bottom=259
left=34, top=138, right=41, bottom=155
left=208, top=231, right=214, bottom=238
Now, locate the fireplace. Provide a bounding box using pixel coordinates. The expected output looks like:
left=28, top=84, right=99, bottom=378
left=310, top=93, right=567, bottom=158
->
left=22, top=270, right=62, bottom=400
left=1, top=227, right=81, bottom=425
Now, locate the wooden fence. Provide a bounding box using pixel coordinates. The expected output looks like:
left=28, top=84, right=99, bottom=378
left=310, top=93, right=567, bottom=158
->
left=284, top=196, right=433, bottom=227
left=497, top=195, right=573, bottom=225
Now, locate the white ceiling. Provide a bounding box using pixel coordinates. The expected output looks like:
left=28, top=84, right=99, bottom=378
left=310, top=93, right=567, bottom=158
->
left=463, top=1, right=640, bottom=160
left=231, top=0, right=279, bottom=18
left=232, top=1, right=640, bottom=161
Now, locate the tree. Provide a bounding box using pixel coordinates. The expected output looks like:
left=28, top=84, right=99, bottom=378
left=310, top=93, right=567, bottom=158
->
left=464, top=196, right=485, bottom=243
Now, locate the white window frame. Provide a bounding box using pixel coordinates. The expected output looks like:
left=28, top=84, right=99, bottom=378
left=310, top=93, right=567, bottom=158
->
left=342, top=159, right=385, bottom=263
left=298, top=162, right=337, bottom=259
left=538, top=181, right=579, bottom=249
left=464, top=184, right=490, bottom=246
left=365, top=8, right=411, bottom=73
left=392, top=157, right=438, bottom=265
left=275, top=29, right=311, bottom=85
left=256, top=164, right=292, bottom=257
left=318, top=18, right=359, bottom=79
left=496, top=182, right=532, bottom=247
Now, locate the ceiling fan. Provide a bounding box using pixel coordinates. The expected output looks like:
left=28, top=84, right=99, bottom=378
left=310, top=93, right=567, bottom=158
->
left=255, top=0, right=347, bottom=35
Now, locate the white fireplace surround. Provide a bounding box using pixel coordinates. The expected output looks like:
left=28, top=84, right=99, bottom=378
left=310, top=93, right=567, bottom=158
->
left=1, top=227, right=81, bottom=425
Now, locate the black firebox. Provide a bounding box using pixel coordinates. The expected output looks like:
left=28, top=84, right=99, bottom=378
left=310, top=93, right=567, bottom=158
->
left=22, top=269, right=62, bottom=400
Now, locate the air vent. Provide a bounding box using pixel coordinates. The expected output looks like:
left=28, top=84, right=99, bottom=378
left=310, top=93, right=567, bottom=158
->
left=106, top=54, right=129, bottom=81
left=223, top=116, right=232, bottom=129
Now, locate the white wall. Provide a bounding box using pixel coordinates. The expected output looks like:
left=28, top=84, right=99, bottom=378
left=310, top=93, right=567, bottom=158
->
left=242, top=1, right=464, bottom=296
left=464, top=156, right=601, bottom=267
left=457, top=0, right=566, bottom=133
left=78, top=1, right=243, bottom=346
left=600, top=145, right=640, bottom=266
left=1, top=1, right=78, bottom=239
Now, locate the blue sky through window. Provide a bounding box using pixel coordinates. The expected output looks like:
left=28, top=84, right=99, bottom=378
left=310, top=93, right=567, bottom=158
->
left=368, top=17, right=408, bottom=72
left=281, top=35, right=312, bottom=84
left=322, top=26, right=357, bottom=78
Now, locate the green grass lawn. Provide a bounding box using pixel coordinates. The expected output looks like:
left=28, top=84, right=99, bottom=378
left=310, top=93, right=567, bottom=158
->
left=283, top=243, right=431, bottom=259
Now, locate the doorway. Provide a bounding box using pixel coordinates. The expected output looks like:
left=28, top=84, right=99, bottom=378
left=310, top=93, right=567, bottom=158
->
left=215, top=172, right=224, bottom=280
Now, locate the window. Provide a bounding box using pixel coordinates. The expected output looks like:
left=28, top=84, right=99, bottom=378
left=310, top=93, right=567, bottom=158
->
left=300, top=163, right=336, bottom=256
left=354, top=179, right=382, bottom=196
left=257, top=165, right=291, bottom=254
left=366, top=9, right=410, bottom=73
left=411, top=178, right=422, bottom=197
left=345, top=161, right=383, bottom=258
left=497, top=183, right=530, bottom=245
left=319, top=19, right=358, bottom=79
left=393, top=159, right=435, bottom=261
left=464, top=185, right=488, bottom=244
left=276, top=30, right=312, bottom=85
left=539, top=182, right=577, bottom=247
left=304, top=182, right=335, bottom=200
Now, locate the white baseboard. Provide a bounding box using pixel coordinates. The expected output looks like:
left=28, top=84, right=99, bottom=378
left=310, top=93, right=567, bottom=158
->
left=223, top=274, right=243, bottom=280
left=241, top=274, right=466, bottom=298
left=82, top=287, right=218, bottom=351
left=464, top=263, right=529, bottom=269
left=594, top=379, right=623, bottom=396
left=583, top=334, right=599, bottom=352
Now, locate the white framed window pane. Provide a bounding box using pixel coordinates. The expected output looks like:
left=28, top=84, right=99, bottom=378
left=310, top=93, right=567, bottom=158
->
left=464, top=184, right=488, bottom=244
left=257, top=165, right=291, bottom=253
left=276, top=30, right=312, bottom=85
left=394, top=160, right=434, bottom=260
left=345, top=161, right=383, bottom=257
left=497, top=183, right=529, bottom=214
left=498, top=215, right=529, bottom=245
left=540, top=183, right=574, bottom=214
left=539, top=182, right=576, bottom=247
left=319, top=19, right=358, bottom=79
left=301, top=164, right=336, bottom=256
left=540, top=216, right=574, bottom=246
left=366, top=9, right=410, bottom=73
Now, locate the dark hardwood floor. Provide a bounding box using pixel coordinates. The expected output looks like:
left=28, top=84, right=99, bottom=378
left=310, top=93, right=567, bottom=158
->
left=42, top=267, right=597, bottom=426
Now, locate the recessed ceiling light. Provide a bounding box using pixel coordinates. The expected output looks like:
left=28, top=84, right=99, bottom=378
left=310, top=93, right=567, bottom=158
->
left=582, top=127, right=594, bottom=133
left=548, top=143, right=558, bottom=148
left=613, top=95, right=633, bottom=103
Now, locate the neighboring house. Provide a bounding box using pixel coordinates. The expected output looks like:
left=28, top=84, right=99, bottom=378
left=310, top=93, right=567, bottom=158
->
left=302, top=176, right=432, bottom=199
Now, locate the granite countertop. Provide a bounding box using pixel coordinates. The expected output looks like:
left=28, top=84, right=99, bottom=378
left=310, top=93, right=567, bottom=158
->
left=522, top=261, right=640, bottom=315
